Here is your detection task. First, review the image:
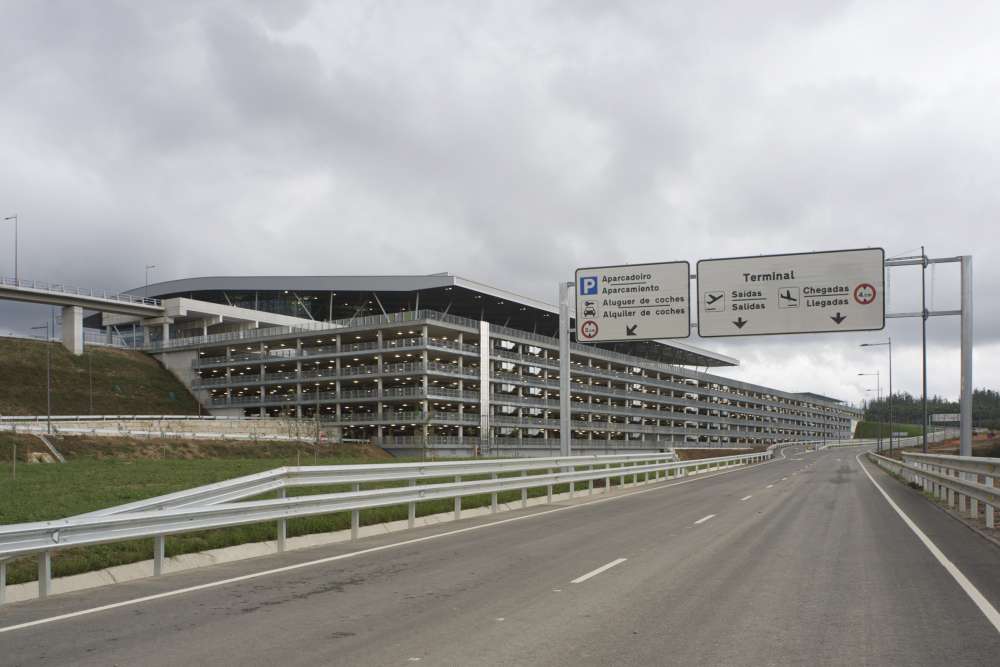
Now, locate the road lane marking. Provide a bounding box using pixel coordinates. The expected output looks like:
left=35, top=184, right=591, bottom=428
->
left=781, top=477, right=787, bottom=481
left=1, top=462, right=774, bottom=635
left=740, top=495, right=752, bottom=501
left=856, top=452, right=1000, bottom=634
left=694, top=514, right=716, bottom=525
left=766, top=484, right=774, bottom=488
left=571, top=558, right=627, bottom=584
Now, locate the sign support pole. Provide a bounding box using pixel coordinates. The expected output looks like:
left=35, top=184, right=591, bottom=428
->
left=559, top=281, right=573, bottom=457
left=960, top=255, right=973, bottom=457
left=921, top=246, right=928, bottom=454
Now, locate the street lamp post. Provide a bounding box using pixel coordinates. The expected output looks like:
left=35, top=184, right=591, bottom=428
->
left=31, top=322, right=52, bottom=434
left=3, top=214, right=16, bottom=282
left=860, top=371, right=881, bottom=452
left=861, top=338, right=893, bottom=453
left=145, top=264, right=156, bottom=299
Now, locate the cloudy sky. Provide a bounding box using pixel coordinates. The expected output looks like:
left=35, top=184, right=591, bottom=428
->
left=1, top=0, right=996, bottom=405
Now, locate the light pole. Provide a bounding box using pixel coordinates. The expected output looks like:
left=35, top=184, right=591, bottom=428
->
left=31, top=322, right=52, bottom=434
left=860, top=371, right=881, bottom=451
left=145, top=264, right=156, bottom=299
left=2, top=214, right=16, bottom=282
left=861, top=338, right=893, bottom=453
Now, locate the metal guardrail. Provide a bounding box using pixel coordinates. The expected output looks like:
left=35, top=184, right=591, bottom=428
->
left=0, top=449, right=769, bottom=601
left=869, top=451, right=998, bottom=530
left=0, top=276, right=161, bottom=308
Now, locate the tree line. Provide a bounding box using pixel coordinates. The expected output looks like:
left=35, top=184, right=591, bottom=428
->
left=863, top=388, right=1000, bottom=430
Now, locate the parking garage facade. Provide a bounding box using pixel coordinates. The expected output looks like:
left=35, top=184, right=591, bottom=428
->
left=138, top=275, right=860, bottom=455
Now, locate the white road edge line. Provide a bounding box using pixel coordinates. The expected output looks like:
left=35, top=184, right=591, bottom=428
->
left=571, top=558, right=627, bottom=584
left=0, top=458, right=768, bottom=635
left=766, top=484, right=774, bottom=489
left=694, top=514, right=716, bottom=525
left=855, top=452, right=1000, bottom=634
left=740, top=495, right=752, bottom=501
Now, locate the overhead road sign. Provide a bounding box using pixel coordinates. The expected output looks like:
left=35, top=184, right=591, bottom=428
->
left=575, top=261, right=690, bottom=342
left=697, top=248, right=885, bottom=337
left=931, top=413, right=960, bottom=424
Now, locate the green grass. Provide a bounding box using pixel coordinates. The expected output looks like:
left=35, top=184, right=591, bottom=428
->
left=854, top=420, right=924, bottom=439
left=0, top=441, right=641, bottom=586
left=0, top=337, right=200, bottom=416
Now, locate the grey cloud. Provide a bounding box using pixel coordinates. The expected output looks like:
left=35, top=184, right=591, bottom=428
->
left=0, top=0, right=996, bottom=404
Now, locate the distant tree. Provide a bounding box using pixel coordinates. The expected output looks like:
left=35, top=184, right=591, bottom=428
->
left=863, top=388, right=1000, bottom=430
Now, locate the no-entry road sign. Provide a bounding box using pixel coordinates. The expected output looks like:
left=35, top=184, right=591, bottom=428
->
left=575, top=261, right=690, bottom=342
left=696, top=248, right=885, bottom=337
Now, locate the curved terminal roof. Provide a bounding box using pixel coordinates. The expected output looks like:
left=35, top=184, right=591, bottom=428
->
left=128, top=273, right=739, bottom=368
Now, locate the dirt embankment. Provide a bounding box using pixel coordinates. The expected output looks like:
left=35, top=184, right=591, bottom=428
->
left=0, top=433, right=393, bottom=462
left=885, top=434, right=1000, bottom=460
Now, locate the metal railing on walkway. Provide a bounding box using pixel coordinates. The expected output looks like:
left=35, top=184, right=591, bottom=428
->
left=1, top=276, right=161, bottom=307
left=0, top=450, right=769, bottom=602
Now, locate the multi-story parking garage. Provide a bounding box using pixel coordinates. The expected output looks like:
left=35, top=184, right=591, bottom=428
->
left=120, top=275, right=860, bottom=455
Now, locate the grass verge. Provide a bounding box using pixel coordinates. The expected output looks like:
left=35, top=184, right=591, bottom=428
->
left=0, top=436, right=657, bottom=586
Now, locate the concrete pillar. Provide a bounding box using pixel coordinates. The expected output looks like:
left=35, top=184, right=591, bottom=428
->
left=161, top=322, right=170, bottom=343
left=61, top=305, right=83, bottom=355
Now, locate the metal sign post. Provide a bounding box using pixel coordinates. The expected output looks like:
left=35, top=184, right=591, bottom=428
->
left=559, top=281, right=573, bottom=457
left=960, top=255, right=973, bottom=457
left=885, top=254, right=973, bottom=458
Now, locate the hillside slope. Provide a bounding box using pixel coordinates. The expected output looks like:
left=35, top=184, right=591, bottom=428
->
left=0, top=337, right=200, bottom=415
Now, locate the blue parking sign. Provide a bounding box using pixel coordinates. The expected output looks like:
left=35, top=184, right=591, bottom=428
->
left=579, top=276, right=598, bottom=295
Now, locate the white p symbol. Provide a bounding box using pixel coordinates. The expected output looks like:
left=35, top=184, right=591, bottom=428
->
left=580, top=276, right=598, bottom=295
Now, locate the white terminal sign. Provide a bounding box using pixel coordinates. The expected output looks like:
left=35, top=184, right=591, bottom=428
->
left=575, top=261, right=690, bottom=342
left=697, top=248, right=885, bottom=337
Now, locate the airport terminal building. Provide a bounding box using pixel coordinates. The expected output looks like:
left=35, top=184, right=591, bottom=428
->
left=116, top=274, right=860, bottom=455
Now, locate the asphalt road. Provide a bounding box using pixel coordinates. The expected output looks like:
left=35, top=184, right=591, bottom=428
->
left=2, top=445, right=999, bottom=666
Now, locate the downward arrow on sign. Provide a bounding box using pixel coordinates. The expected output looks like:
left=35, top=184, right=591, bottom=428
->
left=626, top=324, right=638, bottom=336
left=831, top=312, right=847, bottom=324
left=733, top=317, right=748, bottom=329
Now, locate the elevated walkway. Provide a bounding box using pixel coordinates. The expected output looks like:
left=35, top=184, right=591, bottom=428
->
left=0, top=276, right=317, bottom=356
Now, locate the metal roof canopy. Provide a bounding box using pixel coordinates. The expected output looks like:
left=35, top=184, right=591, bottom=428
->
left=126, top=274, right=737, bottom=367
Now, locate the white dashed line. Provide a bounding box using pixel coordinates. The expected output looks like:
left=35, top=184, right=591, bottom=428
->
left=571, top=558, right=628, bottom=584
left=766, top=484, right=774, bottom=488
left=740, top=495, right=752, bottom=501
left=694, top=514, right=716, bottom=525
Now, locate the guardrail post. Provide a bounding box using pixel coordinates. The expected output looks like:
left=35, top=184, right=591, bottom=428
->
left=38, top=551, right=51, bottom=599
left=153, top=535, right=165, bottom=576
left=986, top=476, right=995, bottom=528
left=588, top=466, right=594, bottom=495
left=408, top=480, right=416, bottom=529
left=276, top=487, right=287, bottom=552
left=604, top=465, right=611, bottom=493
left=351, top=483, right=360, bottom=540
left=521, top=471, right=528, bottom=508
left=967, top=472, right=979, bottom=518
left=491, top=473, right=499, bottom=513
left=568, top=466, right=575, bottom=499
left=958, top=471, right=967, bottom=513
left=454, top=476, right=462, bottom=519
left=547, top=469, right=553, bottom=503
left=1, top=559, right=6, bottom=605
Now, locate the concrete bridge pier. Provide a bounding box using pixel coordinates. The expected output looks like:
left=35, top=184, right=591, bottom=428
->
left=62, top=305, right=83, bottom=355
